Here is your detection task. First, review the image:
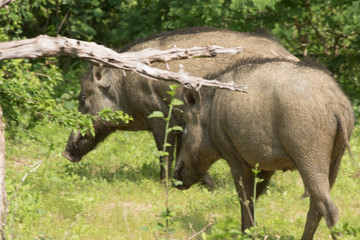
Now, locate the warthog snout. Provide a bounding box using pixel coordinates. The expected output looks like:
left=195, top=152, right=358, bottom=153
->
left=173, top=161, right=189, bottom=190
left=62, top=151, right=81, bottom=163
left=62, top=130, right=86, bottom=163
left=174, top=157, right=206, bottom=190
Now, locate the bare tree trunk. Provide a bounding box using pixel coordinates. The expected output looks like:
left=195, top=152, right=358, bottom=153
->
left=0, top=106, right=6, bottom=240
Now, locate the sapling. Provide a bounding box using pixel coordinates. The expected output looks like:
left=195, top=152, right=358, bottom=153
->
left=237, top=163, right=264, bottom=239
left=251, top=163, right=264, bottom=229
left=148, top=84, right=183, bottom=239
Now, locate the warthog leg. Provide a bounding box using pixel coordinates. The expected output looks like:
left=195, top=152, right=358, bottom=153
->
left=298, top=161, right=338, bottom=240
left=302, top=199, right=323, bottom=240
left=152, top=119, right=176, bottom=181
left=229, top=160, right=256, bottom=231
left=255, top=170, right=275, bottom=198
left=301, top=185, right=338, bottom=240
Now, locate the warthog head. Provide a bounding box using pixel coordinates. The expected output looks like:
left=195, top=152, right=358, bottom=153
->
left=174, top=88, right=221, bottom=189
left=62, top=66, right=125, bottom=162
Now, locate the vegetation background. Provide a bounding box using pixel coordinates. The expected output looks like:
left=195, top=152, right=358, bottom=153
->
left=0, top=0, right=359, bottom=239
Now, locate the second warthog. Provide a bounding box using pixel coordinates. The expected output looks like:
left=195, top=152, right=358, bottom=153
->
left=62, top=27, right=298, bottom=182
left=174, top=58, right=355, bottom=239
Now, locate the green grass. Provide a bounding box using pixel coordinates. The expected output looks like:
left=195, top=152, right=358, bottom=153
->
left=3, top=123, right=360, bottom=239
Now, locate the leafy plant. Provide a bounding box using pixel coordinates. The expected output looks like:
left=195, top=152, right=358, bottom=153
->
left=148, top=84, right=183, bottom=239
left=252, top=163, right=264, bottom=229
left=0, top=59, right=132, bottom=138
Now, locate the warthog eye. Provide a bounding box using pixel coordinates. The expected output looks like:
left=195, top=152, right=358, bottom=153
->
left=79, top=94, right=87, bottom=106
left=184, top=91, right=196, bottom=107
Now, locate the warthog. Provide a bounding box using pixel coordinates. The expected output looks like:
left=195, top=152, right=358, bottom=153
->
left=174, top=58, right=354, bottom=239
left=62, top=27, right=298, bottom=183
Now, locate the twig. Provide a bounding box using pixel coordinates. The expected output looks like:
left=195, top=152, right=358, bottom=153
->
left=3, top=161, right=42, bottom=233
left=153, top=229, right=160, bottom=240
left=7, top=161, right=42, bottom=208
left=56, top=9, right=70, bottom=36
left=63, top=212, right=83, bottom=240
left=189, top=222, right=196, bottom=235
left=186, top=221, right=215, bottom=240
left=0, top=35, right=247, bottom=92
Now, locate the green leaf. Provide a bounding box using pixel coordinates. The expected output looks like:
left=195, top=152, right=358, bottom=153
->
left=155, top=222, right=165, bottom=230
left=60, top=93, right=71, bottom=99
left=171, top=98, right=184, bottom=106
left=255, top=178, right=264, bottom=184
left=169, top=84, right=179, bottom=91
left=90, top=0, right=100, bottom=6
left=90, top=128, right=95, bottom=137
left=166, top=90, right=176, bottom=97
left=64, top=101, right=75, bottom=110
left=148, top=111, right=164, bottom=118
left=93, top=8, right=104, bottom=17
left=155, top=151, right=169, bottom=157
left=173, top=180, right=183, bottom=186
left=164, top=143, right=172, bottom=148
left=168, top=126, right=183, bottom=132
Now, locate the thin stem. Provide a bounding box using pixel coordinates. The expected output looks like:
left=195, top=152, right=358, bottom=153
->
left=63, top=212, right=83, bottom=240
left=252, top=163, right=263, bottom=232
left=238, top=178, right=254, bottom=226
left=253, top=176, right=257, bottom=228
left=163, top=104, right=173, bottom=240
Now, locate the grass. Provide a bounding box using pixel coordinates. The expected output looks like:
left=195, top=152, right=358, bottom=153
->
left=3, top=122, right=360, bottom=239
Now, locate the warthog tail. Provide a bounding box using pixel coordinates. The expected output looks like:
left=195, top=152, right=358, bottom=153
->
left=329, top=112, right=354, bottom=188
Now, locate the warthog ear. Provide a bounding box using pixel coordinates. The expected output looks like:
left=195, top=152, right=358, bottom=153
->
left=183, top=88, right=202, bottom=112
left=93, top=65, right=102, bottom=81
left=93, top=66, right=112, bottom=88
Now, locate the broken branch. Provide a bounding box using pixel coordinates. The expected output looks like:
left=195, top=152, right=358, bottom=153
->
left=0, top=0, right=15, bottom=8
left=0, top=35, right=247, bottom=92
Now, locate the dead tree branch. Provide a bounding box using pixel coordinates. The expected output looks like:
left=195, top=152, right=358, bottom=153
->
left=0, top=0, right=15, bottom=8
left=0, top=35, right=247, bottom=92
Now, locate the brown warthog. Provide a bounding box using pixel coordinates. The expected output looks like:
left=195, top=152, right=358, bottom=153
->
left=174, top=58, right=354, bottom=239
left=62, top=27, right=298, bottom=183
